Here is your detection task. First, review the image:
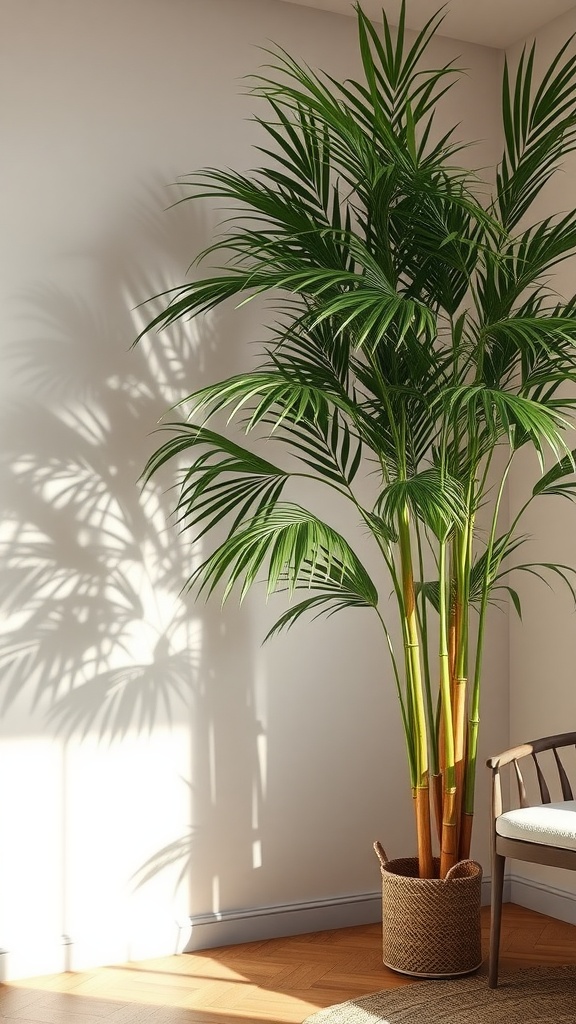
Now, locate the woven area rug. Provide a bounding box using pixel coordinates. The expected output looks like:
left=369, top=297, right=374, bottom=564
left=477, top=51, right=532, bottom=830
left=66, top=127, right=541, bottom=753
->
left=303, top=966, right=576, bottom=1023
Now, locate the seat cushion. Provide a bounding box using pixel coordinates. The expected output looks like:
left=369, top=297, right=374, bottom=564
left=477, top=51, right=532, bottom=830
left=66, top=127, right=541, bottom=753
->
left=496, top=800, right=576, bottom=851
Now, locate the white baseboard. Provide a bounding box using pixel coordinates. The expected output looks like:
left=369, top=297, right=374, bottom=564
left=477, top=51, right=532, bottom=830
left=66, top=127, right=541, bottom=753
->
left=509, top=872, right=576, bottom=926
left=482, top=873, right=511, bottom=906
left=184, top=873, right=503, bottom=952
left=186, top=872, right=576, bottom=954
left=184, top=891, right=383, bottom=951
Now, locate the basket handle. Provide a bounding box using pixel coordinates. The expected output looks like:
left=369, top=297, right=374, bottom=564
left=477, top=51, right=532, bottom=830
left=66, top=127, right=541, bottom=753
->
left=444, top=859, right=481, bottom=881
left=373, top=841, right=389, bottom=868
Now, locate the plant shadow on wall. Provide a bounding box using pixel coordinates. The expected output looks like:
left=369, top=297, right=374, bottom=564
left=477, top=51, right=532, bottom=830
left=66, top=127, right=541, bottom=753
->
left=135, top=6, right=576, bottom=978
left=0, top=183, right=266, bottom=952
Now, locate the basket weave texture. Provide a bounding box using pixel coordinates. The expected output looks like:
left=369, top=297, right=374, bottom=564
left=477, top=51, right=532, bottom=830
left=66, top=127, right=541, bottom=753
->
left=378, top=855, right=482, bottom=977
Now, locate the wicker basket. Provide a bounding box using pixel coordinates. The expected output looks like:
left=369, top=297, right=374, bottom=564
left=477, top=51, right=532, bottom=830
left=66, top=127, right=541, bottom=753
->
left=374, top=842, right=483, bottom=978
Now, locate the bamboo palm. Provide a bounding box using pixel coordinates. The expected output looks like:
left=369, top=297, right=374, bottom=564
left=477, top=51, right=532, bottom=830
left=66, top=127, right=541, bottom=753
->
left=138, top=3, right=576, bottom=877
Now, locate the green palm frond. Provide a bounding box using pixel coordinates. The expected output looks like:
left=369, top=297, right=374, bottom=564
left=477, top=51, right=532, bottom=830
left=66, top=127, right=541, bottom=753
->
left=269, top=406, right=363, bottom=487
left=190, top=503, right=377, bottom=606
left=514, top=213, right=576, bottom=282
left=475, top=214, right=576, bottom=332
left=173, top=368, right=351, bottom=432
left=503, top=562, right=576, bottom=606
left=415, top=579, right=441, bottom=613
left=436, top=384, right=572, bottom=461
left=353, top=2, right=455, bottom=131
left=481, top=313, right=576, bottom=392
left=142, top=425, right=290, bottom=540
left=264, top=588, right=374, bottom=641
left=135, top=275, right=249, bottom=342
left=498, top=38, right=576, bottom=229
left=254, top=99, right=335, bottom=214
left=306, top=285, right=435, bottom=349
left=418, top=529, right=530, bottom=611
left=532, top=448, right=576, bottom=500
left=376, top=469, right=467, bottom=539
left=499, top=585, right=523, bottom=619
left=469, top=534, right=529, bottom=603
left=487, top=315, right=576, bottom=353
left=483, top=389, right=572, bottom=461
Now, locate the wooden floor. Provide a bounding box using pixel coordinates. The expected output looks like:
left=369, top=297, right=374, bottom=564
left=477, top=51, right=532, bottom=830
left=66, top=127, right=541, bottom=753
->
left=1, top=905, right=576, bottom=1024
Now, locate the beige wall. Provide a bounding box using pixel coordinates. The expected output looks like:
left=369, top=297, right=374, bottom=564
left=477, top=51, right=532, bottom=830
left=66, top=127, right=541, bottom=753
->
left=1, top=0, right=507, bottom=977
left=507, top=7, right=576, bottom=910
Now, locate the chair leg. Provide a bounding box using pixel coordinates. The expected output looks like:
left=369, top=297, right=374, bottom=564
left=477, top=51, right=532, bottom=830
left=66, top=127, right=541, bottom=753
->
left=488, top=852, right=505, bottom=988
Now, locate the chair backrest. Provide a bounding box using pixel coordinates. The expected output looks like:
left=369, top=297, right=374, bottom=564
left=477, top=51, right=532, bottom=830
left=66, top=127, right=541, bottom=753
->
left=486, top=732, right=576, bottom=989
left=487, top=732, right=576, bottom=818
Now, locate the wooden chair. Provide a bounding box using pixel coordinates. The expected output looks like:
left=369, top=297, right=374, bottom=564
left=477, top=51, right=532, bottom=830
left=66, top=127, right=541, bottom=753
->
left=486, top=731, right=576, bottom=987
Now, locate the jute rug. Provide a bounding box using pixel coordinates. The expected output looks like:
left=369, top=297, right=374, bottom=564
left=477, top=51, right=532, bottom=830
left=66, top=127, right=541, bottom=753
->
left=303, top=966, right=576, bottom=1023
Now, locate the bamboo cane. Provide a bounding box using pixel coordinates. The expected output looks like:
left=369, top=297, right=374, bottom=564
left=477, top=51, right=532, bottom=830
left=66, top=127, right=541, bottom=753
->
left=432, top=771, right=443, bottom=846
left=398, top=506, right=433, bottom=877
left=438, top=542, right=458, bottom=876
left=452, top=674, right=467, bottom=854
left=416, top=782, right=434, bottom=878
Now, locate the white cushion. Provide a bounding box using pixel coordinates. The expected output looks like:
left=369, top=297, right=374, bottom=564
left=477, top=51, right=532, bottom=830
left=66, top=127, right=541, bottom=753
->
left=496, top=800, right=576, bottom=851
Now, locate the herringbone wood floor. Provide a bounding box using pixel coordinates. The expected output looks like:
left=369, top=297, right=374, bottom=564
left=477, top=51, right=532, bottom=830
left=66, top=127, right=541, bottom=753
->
left=1, top=905, right=575, bottom=1024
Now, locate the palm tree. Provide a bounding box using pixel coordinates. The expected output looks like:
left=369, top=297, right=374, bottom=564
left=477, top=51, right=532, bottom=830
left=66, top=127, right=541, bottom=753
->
left=138, top=3, right=576, bottom=879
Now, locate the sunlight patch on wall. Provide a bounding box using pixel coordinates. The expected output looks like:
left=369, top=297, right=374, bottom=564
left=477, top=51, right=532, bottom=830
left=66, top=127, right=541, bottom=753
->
left=0, top=727, right=192, bottom=976
left=65, top=725, right=192, bottom=965
left=252, top=839, right=262, bottom=869
left=257, top=732, right=267, bottom=800
left=208, top=720, right=217, bottom=805
left=252, top=779, right=259, bottom=829
left=212, top=875, right=220, bottom=915
left=0, top=737, right=64, bottom=978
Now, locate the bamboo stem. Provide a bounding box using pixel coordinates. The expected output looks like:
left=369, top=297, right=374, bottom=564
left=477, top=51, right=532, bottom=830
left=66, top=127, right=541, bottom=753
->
left=432, top=771, right=443, bottom=845
left=438, top=541, right=457, bottom=877
left=448, top=603, right=457, bottom=688
left=398, top=505, right=433, bottom=877
left=416, top=782, right=434, bottom=878
left=466, top=456, right=513, bottom=822
left=452, top=674, right=467, bottom=853
left=440, top=789, right=458, bottom=878
left=416, top=521, right=438, bottom=776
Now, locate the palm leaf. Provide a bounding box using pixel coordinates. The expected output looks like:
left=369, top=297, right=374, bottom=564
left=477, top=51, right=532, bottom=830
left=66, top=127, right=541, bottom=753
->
left=532, top=448, right=576, bottom=499
left=469, top=534, right=529, bottom=603
left=507, top=562, right=576, bottom=605
left=173, top=369, right=353, bottom=433
left=142, top=424, right=290, bottom=540
left=264, top=590, right=372, bottom=640
left=376, top=469, right=467, bottom=539
left=498, top=39, right=576, bottom=228
left=190, top=503, right=378, bottom=605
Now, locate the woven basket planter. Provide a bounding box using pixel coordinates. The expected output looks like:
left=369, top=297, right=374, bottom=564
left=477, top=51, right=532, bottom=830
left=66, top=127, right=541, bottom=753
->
left=374, top=842, right=483, bottom=978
